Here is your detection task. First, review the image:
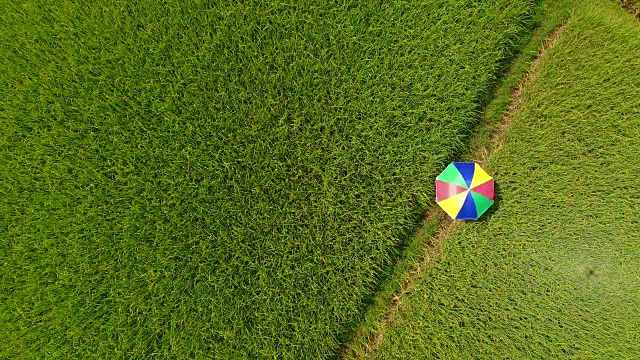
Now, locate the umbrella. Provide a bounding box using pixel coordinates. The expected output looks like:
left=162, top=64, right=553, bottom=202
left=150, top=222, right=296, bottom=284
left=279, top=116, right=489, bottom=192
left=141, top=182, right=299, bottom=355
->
left=435, top=162, right=494, bottom=220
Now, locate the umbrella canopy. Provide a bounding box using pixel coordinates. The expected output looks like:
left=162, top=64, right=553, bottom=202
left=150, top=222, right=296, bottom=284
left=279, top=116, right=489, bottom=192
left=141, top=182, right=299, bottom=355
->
left=435, top=162, right=494, bottom=220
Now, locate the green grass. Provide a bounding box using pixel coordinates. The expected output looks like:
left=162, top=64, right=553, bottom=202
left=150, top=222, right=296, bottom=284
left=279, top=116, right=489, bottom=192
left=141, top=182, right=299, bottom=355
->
left=370, top=0, right=640, bottom=358
left=341, top=1, right=571, bottom=356
left=0, top=0, right=537, bottom=358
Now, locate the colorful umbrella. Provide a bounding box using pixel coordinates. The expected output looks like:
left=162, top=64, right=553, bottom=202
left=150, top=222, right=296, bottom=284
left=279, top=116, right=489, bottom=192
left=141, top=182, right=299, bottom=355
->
left=435, top=162, right=494, bottom=220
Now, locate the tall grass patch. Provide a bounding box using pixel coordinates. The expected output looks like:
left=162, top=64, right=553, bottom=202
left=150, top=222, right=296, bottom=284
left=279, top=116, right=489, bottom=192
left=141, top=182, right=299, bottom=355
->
left=1, top=0, right=533, bottom=358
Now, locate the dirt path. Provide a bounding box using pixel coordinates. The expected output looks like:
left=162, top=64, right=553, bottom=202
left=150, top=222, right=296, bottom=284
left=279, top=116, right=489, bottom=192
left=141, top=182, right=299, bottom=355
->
left=344, top=23, right=568, bottom=360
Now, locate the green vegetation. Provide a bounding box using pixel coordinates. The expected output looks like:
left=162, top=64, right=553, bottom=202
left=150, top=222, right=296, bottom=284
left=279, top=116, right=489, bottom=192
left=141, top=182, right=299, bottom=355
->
left=370, top=0, right=640, bottom=358
left=0, top=0, right=536, bottom=358
left=341, top=1, right=572, bottom=355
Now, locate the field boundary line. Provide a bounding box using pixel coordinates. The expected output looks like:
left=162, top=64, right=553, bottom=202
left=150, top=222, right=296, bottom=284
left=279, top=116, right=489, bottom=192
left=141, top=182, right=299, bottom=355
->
left=347, top=23, right=567, bottom=360
left=619, top=0, right=640, bottom=18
